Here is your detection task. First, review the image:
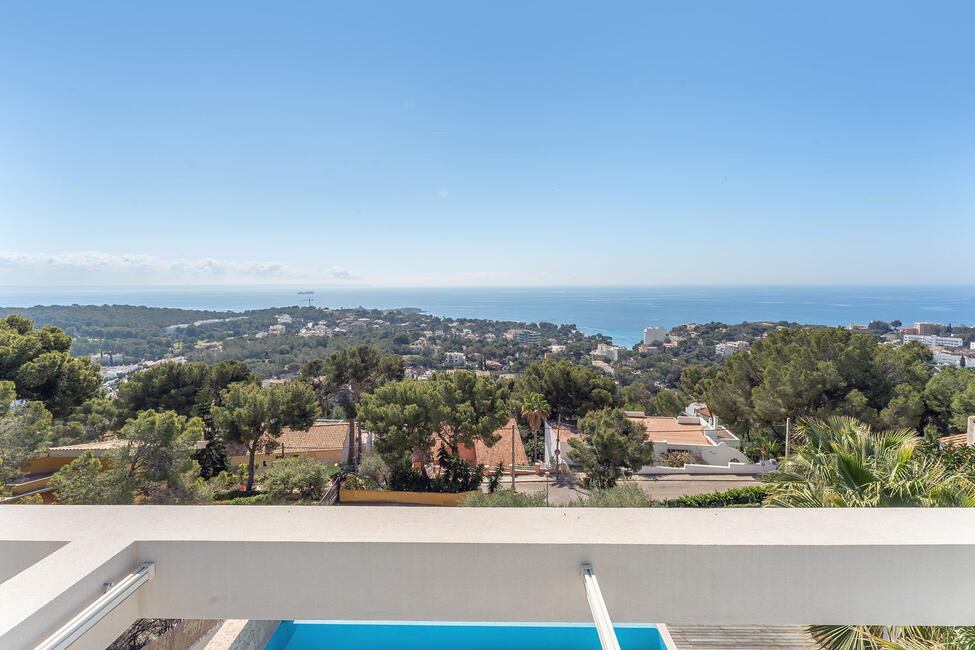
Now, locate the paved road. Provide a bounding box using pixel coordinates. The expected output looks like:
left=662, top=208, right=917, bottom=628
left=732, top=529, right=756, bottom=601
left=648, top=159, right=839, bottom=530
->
left=509, top=475, right=762, bottom=506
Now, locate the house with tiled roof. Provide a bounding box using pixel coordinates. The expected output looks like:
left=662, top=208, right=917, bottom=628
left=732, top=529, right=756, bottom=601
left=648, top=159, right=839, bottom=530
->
left=939, top=416, right=975, bottom=449
left=8, top=438, right=207, bottom=503
left=227, top=419, right=364, bottom=470
left=8, top=420, right=363, bottom=503
left=422, top=418, right=529, bottom=474
left=543, top=410, right=745, bottom=470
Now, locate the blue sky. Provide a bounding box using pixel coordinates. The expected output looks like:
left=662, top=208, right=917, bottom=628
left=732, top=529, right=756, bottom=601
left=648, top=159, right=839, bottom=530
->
left=1, top=1, right=973, bottom=287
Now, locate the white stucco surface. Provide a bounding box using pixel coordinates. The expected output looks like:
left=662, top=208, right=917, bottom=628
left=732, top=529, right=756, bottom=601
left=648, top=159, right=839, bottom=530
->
left=3, top=506, right=975, bottom=648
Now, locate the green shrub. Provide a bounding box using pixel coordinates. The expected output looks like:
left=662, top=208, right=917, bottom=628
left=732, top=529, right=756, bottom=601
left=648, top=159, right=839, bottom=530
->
left=215, top=493, right=272, bottom=505
left=357, top=451, right=388, bottom=488
left=261, top=456, right=336, bottom=502
left=457, top=482, right=770, bottom=508
left=568, top=483, right=653, bottom=507
left=459, top=488, right=546, bottom=507
left=212, top=488, right=261, bottom=500
left=387, top=451, right=485, bottom=493
left=659, top=450, right=692, bottom=468
left=660, top=485, right=770, bottom=508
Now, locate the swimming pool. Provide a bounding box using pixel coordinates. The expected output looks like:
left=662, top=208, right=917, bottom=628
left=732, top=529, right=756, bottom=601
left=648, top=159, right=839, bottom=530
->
left=265, top=620, right=670, bottom=649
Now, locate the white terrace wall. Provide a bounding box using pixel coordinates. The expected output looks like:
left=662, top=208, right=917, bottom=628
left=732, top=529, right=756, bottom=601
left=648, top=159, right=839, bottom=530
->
left=5, top=507, right=975, bottom=649
left=638, top=460, right=778, bottom=476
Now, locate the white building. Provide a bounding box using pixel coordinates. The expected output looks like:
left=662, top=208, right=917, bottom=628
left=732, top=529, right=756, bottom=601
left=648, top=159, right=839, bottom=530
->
left=933, top=350, right=963, bottom=368
left=904, top=334, right=963, bottom=349
left=593, top=343, right=622, bottom=361
left=275, top=314, right=293, bottom=324
left=444, top=351, right=466, bottom=366
left=915, top=321, right=947, bottom=335
left=643, top=326, right=666, bottom=345
left=513, top=329, right=541, bottom=345
left=715, top=341, right=750, bottom=357
left=267, top=324, right=286, bottom=335
left=544, top=412, right=745, bottom=470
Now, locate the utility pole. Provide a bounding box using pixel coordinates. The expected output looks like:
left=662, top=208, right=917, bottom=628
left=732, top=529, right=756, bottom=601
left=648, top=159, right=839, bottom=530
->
left=785, top=417, right=791, bottom=460
left=511, top=422, right=516, bottom=490
left=555, top=415, right=562, bottom=480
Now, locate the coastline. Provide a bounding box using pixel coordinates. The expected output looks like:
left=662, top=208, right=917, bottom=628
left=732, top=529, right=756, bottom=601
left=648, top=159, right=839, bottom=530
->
left=3, top=285, right=975, bottom=348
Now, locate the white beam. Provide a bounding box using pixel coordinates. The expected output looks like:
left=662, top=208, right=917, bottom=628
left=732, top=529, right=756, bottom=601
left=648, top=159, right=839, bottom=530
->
left=582, top=564, right=620, bottom=650
left=34, top=563, right=154, bottom=650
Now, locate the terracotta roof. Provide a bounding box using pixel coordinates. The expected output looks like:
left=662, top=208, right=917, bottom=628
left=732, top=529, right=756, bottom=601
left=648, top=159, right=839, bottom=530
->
left=939, top=433, right=969, bottom=448
left=627, top=416, right=712, bottom=446
left=427, top=418, right=530, bottom=468
left=250, top=420, right=350, bottom=454
left=225, top=420, right=352, bottom=457
left=47, top=437, right=208, bottom=457
left=474, top=418, right=529, bottom=468
left=45, top=439, right=130, bottom=457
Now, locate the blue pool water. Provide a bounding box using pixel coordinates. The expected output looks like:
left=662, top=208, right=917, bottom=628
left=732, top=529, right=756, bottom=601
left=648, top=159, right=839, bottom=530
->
left=265, top=620, right=669, bottom=649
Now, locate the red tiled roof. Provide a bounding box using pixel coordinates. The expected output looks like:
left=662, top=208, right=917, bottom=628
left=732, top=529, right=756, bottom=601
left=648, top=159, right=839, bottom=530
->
left=427, top=418, right=529, bottom=468
left=228, top=420, right=351, bottom=456
left=939, top=433, right=969, bottom=448
left=276, top=421, right=350, bottom=451
left=475, top=418, right=529, bottom=468
left=46, top=439, right=129, bottom=453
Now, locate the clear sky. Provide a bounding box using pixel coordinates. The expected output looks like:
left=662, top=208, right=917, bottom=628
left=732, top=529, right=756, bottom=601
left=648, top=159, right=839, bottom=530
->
left=1, top=1, right=973, bottom=287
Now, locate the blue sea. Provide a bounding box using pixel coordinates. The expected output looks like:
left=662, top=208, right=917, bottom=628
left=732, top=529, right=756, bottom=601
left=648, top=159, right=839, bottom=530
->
left=2, top=285, right=975, bottom=348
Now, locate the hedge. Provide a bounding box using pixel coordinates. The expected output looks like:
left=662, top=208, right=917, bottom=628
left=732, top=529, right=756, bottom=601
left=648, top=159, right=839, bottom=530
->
left=660, top=485, right=771, bottom=508
left=215, top=493, right=273, bottom=505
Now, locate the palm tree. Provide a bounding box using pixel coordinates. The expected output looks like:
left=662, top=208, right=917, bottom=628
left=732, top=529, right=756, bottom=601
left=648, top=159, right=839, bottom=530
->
left=767, top=417, right=975, bottom=649
left=807, top=625, right=975, bottom=650
left=767, top=417, right=975, bottom=508
left=521, top=392, right=551, bottom=465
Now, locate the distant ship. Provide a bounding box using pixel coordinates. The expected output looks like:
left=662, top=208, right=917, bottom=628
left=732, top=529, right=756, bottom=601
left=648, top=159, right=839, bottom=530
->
left=297, top=290, right=315, bottom=295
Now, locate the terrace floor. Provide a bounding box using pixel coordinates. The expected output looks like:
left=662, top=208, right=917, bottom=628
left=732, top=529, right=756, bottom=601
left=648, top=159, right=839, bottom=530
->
left=667, top=624, right=818, bottom=649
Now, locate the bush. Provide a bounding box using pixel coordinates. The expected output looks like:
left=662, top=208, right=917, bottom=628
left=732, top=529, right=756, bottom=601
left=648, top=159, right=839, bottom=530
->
left=459, top=488, right=547, bottom=507
left=357, top=451, right=388, bottom=488
left=659, top=450, right=692, bottom=468
left=568, top=483, right=653, bottom=507
left=660, top=485, right=770, bottom=508
left=212, top=488, right=262, bottom=500
left=386, top=451, right=485, bottom=494
left=487, top=462, right=504, bottom=493
left=386, top=462, right=431, bottom=492
left=260, top=456, right=336, bottom=502
left=215, top=493, right=272, bottom=505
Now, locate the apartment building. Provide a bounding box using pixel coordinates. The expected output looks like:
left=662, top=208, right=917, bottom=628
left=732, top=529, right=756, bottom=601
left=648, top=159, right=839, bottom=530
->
left=903, top=334, right=963, bottom=348
left=643, top=326, right=666, bottom=345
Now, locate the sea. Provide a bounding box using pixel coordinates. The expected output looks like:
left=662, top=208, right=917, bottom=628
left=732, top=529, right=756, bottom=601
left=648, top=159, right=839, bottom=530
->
left=2, top=285, right=975, bottom=348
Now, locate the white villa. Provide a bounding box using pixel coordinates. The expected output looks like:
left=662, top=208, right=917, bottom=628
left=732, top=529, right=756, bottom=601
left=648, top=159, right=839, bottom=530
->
left=544, top=410, right=747, bottom=471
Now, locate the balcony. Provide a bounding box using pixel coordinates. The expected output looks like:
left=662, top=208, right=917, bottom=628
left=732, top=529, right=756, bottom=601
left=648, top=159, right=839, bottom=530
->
left=2, top=506, right=974, bottom=649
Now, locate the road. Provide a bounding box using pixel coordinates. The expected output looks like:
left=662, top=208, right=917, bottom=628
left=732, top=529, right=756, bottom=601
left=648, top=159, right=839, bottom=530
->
left=509, top=474, right=762, bottom=506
